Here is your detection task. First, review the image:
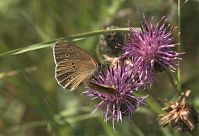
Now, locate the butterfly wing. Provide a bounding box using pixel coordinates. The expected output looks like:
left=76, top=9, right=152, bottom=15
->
left=53, top=41, right=98, bottom=91
left=87, top=81, right=116, bottom=95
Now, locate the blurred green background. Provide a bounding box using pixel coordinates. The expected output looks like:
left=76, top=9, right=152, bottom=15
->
left=0, top=0, right=199, bottom=135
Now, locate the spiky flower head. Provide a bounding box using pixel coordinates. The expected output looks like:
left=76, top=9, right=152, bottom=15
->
left=99, top=25, right=124, bottom=57
left=159, top=90, right=198, bottom=131
left=83, top=62, right=147, bottom=127
left=123, top=15, right=182, bottom=84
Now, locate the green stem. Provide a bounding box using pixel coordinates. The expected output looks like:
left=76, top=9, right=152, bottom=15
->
left=67, top=28, right=130, bottom=40
left=9, top=121, right=49, bottom=132
left=177, top=0, right=182, bottom=93
left=165, top=69, right=180, bottom=95
left=0, top=28, right=133, bottom=57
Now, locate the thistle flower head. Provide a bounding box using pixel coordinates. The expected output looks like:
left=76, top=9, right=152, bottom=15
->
left=123, top=15, right=182, bottom=84
left=99, top=25, right=124, bottom=57
left=83, top=62, right=147, bottom=127
left=159, top=90, right=198, bottom=131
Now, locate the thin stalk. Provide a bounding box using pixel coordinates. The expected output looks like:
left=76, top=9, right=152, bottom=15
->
left=165, top=69, right=180, bottom=95
left=67, top=28, right=134, bottom=40
left=177, top=0, right=182, bottom=93
left=0, top=28, right=134, bottom=57
left=9, top=121, right=49, bottom=132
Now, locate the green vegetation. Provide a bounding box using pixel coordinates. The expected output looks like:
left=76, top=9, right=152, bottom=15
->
left=0, top=0, right=198, bottom=135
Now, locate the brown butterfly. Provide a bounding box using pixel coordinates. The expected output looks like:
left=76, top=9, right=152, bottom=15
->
left=53, top=41, right=98, bottom=91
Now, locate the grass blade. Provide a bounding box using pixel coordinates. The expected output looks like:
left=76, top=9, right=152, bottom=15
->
left=0, top=28, right=131, bottom=57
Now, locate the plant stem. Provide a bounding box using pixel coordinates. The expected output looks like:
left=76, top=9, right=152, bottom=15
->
left=165, top=69, right=180, bottom=95
left=67, top=28, right=132, bottom=40
left=177, top=0, right=182, bottom=93
left=0, top=28, right=135, bottom=56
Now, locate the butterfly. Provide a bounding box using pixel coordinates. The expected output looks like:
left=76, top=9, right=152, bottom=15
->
left=87, top=81, right=116, bottom=95
left=53, top=41, right=98, bottom=91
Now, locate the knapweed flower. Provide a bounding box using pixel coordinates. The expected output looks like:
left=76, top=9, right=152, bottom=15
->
left=123, top=15, right=182, bottom=84
left=159, top=90, right=198, bottom=131
left=83, top=62, right=147, bottom=127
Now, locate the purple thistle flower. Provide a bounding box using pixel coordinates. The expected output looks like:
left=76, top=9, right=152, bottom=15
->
left=83, top=62, right=147, bottom=127
left=123, top=15, right=182, bottom=84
